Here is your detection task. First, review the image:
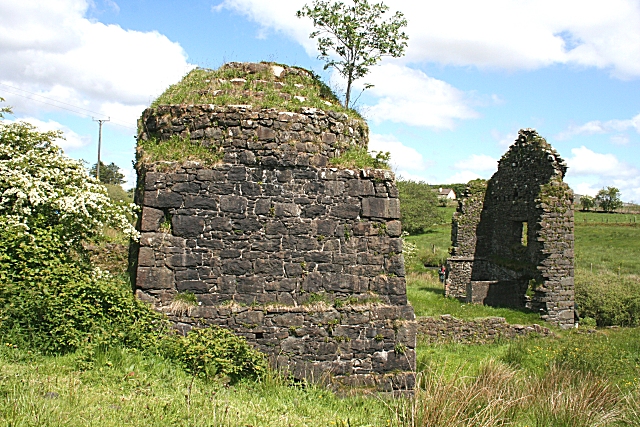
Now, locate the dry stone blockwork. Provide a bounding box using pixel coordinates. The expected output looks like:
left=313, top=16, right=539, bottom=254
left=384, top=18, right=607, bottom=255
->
left=446, top=129, right=575, bottom=329
left=417, top=315, right=551, bottom=345
left=132, top=102, right=416, bottom=390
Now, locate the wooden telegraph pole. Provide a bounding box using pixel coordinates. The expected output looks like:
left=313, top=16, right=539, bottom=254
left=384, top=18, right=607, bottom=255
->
left=92, top=117, right=110, bottom=181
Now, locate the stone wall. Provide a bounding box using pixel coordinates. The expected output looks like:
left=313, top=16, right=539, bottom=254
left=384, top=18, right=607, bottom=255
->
left=447, top=129, right=575, bottom=329
left=132, top=103, right=416, bottom=390
left=417, top=315, right=551, bottom=345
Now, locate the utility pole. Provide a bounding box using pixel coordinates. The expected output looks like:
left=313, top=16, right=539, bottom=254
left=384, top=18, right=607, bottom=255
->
left=92, top=117, right=110, bottom=181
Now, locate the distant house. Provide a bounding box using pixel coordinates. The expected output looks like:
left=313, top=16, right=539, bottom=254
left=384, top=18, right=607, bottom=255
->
left=437, top=188, right=456, bottom=200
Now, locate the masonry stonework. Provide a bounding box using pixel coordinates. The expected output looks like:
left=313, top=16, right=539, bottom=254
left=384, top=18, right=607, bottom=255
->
left=446, top=129, right=575, bottom=329
left=132, top=100, right=416, bottom=390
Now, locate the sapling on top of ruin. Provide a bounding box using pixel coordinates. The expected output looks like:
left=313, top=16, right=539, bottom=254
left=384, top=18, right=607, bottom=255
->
left=297, top=0, right=408, bottom=109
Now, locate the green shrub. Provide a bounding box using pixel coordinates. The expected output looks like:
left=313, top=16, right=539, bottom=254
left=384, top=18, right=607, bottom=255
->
left=0, top=224, right=165, bottom=354
left=164, top=326, right=267, bottom=383
left=397, top=180, right=443, bottom=235
left=575, top=269, right=640, bottom=327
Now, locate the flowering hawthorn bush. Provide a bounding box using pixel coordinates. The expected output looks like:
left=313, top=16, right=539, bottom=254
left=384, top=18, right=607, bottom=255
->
left=0, top=104, right=158, bottom=354
left=0, top=118, right=138, bottom=249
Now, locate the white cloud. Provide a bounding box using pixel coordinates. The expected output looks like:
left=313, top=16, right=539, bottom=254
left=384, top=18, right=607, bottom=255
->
left=447, top=171, right=482, bottom=184
left=0, top=0, right=193, bottom=124
left=572, top=182, right=599, bottom=197
left=368, top=133, right=431, bottom=172
left=215, top=0, right=640, bottom=78
left=610, top=134, right=630, bottom=145
left=8, top=117, right=90, bottom=151
left=359, top=64, right=479, bottom=129
left=454, top=154, right=498, bottom=173
left=565, top=146, right=640, bottom=201
left=556, top=113, right=640, bottom=140
left=121, top=166, right=137, bottom=190
left=491, top=129, right=519, bottom=148
left=566, top=146, right=637, bottom=178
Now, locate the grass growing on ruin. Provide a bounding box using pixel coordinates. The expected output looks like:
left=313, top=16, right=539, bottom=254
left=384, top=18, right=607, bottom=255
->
left=329, top=146, right=391, bottom=169
left=150, top=63, right=362, bottom=119
left=137, top=134, right=223, bottom=167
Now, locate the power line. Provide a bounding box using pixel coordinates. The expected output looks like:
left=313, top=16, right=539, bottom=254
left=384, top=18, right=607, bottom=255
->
left=0, top=83, right=137, bottom=131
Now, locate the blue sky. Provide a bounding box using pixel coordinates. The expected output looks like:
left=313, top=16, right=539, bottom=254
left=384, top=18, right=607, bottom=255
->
left=1, top=0, right=639, bottom=201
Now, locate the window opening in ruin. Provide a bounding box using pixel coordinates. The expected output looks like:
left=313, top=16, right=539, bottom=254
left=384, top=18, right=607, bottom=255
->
left=159, top=211, right=173, bottom=234
left=521, top=221, right=528, bottom=246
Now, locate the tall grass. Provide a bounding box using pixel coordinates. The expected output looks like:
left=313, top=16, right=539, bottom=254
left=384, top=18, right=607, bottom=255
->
left=0, top=345, right=388, bottom=427
left=525, top=366, right=622, bottom=427
left=389, top=359, right=633, bottom=427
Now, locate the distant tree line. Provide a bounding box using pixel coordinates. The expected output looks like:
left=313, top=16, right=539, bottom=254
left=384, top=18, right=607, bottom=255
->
left=90, top=161, right=125, bottom=185
left=580, top=187, right=623, bottom=213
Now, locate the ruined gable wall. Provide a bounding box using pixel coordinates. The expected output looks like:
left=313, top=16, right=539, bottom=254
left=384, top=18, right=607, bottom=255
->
left=446, top=180, right=486, bottom=299
left=132, top=104, right=416, bottom=390
left=446, top=129, right=574, bottom=328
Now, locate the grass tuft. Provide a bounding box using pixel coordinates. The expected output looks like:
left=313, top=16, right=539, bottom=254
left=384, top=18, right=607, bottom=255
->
left=137, top=134, right=223, bottom=169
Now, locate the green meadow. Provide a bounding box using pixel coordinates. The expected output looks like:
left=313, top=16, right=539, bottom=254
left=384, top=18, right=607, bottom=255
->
left=2, top=210, right=640, bottom=426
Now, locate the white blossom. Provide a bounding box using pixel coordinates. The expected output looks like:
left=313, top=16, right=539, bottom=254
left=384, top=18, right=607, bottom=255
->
left=0, top=120, right=139, bottom=248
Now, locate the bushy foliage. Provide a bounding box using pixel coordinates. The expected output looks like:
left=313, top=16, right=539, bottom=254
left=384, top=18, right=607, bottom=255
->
left=580, top=195, right=595, bottom=211
left=575, top=270, right=640, bottom=327
left=90, top=161, right=125, bottom=185
left=397, top=180, right=443, bottom=235
left=164, top=326, right=267, bottom=383
left=596, top=186, right=623, bottom=213
left=0, top=223, right=165, bottom=354
left=0, top=111, right=155, bottom=354
left=0, top=109, right=268, bottom=385
left=0, top=119, right=138, bottom=248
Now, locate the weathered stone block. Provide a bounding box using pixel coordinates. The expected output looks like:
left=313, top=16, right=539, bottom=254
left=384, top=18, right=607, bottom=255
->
left=177, top=280, right=209, bottom=293
left=140, top=207, right=165, bottom=232
left=361, top=198, right=400, bottom=219
left=136, top=267, right=173, bottom=290
left=166, top=252, right=201, bottom=268
left=144, top=190, right=183, bottom=208
left=184, top=195, right=217, bottom=210
left=172, top=215, right=205, bottom=237
left=331, top=204, right=361, bottom=219
left=237, top=276, right=265, bottom=293
left=274, top=203, right=299, bottom=217
left=220, top=195, right=248, bottom=213
left=222, top=259, right=252, bottom=275
left=137, top=247, right=156, bottom=267
left=254, top=259, right=284, bottom=276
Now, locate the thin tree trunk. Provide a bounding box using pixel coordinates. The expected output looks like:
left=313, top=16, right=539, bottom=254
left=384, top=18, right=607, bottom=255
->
left=345, top=71, right=353, bottom=109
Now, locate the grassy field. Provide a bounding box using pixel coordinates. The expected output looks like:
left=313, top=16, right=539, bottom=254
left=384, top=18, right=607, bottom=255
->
left=575, top=223, right=640, bottom=274
left=3, top=206, right=640, bottom=426
left=2, top=329, right=639, bottom=427
left=0, top=345, right=391, bottom=427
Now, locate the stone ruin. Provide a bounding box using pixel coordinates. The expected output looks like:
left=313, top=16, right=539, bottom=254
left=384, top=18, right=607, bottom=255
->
left=446, top=129, right=575, bottom=329
left=130, top=63, right=416, bottom=391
